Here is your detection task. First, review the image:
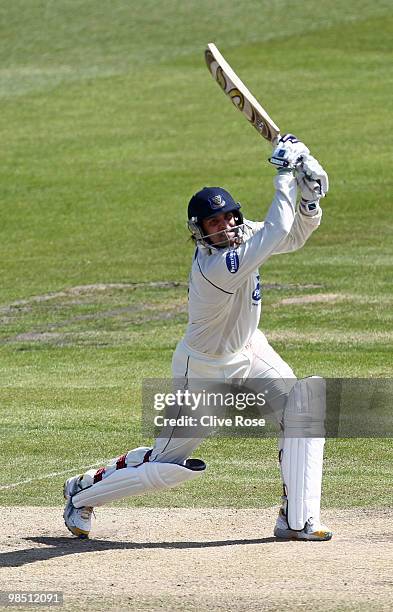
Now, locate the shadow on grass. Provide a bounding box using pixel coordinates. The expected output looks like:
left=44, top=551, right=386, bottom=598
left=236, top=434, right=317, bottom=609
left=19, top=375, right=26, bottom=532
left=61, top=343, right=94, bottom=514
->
left=1, top=535, right=279, bottom=568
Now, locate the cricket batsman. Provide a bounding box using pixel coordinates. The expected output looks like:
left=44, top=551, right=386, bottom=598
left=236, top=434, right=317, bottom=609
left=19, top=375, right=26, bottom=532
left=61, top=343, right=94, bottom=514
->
left=63, top=134, right=333, bottom=541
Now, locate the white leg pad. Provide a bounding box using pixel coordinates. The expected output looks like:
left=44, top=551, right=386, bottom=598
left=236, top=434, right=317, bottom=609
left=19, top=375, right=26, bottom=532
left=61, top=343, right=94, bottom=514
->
left=72, top=458, right=205, bottom=508
left=78, top=447, right=153, bottom=490
left=279, top=377, right=326, bottom=530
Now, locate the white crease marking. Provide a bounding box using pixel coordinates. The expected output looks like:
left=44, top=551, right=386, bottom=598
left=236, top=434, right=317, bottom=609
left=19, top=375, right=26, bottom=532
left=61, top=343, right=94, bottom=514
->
left=0, top=460, right=109, bottom=490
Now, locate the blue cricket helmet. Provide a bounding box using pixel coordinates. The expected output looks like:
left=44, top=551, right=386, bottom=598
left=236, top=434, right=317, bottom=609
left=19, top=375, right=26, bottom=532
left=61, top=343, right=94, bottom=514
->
left=188, top=187, right=241, bottom=222
left=187, top=186, right=244, bottom=248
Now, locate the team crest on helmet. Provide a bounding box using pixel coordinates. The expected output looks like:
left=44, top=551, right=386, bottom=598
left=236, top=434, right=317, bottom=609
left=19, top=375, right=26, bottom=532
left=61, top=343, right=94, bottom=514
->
left=211, top=194, right=225, bottom=208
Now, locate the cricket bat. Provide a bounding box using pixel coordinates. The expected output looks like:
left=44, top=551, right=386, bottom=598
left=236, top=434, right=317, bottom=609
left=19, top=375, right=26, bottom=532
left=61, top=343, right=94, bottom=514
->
left=205, top=43, right=281, bottom=145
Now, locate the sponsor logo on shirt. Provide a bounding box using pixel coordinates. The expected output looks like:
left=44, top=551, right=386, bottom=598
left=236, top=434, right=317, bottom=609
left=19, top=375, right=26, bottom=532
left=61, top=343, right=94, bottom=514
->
left=226, top=250, right=239, bottom=273
left=252, top=275, right=261, bottom=302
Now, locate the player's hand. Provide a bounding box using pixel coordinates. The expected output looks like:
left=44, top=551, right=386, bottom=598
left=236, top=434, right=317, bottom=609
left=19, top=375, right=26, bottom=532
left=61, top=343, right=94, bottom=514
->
left=297, top=155, right=329, bottom=199
left=269, top=134, right=310, bottom=170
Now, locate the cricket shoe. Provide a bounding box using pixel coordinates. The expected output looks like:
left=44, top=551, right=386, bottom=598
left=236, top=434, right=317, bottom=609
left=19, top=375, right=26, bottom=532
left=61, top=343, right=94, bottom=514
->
left=63, top=475, right=94, bottom=539
left=274, top=508, right=333, bottom=541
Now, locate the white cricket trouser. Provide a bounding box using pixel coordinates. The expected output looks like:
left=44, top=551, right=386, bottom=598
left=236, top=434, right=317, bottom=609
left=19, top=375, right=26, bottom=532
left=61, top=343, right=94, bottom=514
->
left=151, top=329, right=296, bottom=463
left=74, top=327, right=325, bottom=528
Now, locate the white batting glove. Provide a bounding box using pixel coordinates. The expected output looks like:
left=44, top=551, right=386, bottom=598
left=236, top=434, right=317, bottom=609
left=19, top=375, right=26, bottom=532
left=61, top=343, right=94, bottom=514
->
left=269, top=134, right=310, bottom=170
left=297, top=155, right=329, bottom=199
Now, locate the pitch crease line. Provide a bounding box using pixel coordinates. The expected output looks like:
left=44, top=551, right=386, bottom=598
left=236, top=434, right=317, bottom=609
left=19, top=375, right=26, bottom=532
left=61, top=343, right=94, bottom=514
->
left=0, top=460, right=109, bottom=490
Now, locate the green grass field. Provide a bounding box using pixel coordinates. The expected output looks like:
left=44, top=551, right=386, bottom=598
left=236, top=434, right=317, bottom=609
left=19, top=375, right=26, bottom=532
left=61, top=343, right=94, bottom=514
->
left=0, top=0, right=392, bottom=510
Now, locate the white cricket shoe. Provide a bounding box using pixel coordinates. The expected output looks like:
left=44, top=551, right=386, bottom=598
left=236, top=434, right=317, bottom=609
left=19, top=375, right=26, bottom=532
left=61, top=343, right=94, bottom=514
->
left=274, top=508, right=333, bottom=541
left=63, top=475, right=94, bottom=539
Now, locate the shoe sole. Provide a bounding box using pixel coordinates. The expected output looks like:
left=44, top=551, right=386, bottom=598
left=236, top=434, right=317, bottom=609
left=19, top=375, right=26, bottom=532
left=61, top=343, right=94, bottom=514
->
left=274, top=527, right=333, bottom=541
left=63, top=477, right=90, bottom=539
left=65, top=524, right=89, bottom=539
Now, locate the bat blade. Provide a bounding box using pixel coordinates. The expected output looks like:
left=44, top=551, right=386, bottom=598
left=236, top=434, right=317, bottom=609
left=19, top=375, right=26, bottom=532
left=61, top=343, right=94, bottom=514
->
left=205, top=43, right=281, bottom=145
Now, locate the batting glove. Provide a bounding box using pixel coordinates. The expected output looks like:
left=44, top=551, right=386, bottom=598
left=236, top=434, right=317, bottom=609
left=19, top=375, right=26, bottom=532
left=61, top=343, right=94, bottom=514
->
left=269, top=134, right=310, bottom=170
left=297, top=155, right=329, bottom=199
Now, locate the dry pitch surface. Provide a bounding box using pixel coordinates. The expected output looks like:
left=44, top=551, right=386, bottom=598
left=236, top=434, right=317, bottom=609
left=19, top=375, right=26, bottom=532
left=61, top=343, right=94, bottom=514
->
left=1, top=507, right=392, bottom=611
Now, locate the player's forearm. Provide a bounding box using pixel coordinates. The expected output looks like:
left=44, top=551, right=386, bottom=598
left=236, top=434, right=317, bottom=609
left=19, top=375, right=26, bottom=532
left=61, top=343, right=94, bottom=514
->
left=264, top=170, right=297, bottom=237
left=273, top=207, right=322, bottom=254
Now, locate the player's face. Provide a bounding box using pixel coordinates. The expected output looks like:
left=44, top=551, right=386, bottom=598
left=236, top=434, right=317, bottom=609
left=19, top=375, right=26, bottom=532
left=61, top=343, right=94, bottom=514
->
left=201, top=211, right=237, bottom=247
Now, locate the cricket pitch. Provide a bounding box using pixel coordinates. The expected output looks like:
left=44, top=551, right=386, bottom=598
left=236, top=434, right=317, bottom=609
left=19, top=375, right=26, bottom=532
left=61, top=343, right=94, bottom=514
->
left=1, top=507, right=392, bottom=611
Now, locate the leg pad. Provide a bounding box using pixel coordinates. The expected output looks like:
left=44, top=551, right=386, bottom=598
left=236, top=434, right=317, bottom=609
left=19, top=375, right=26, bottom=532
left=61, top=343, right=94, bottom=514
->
left=72, top=458, right=205, bottom=508
left=280, top=377, right=326, bottom=530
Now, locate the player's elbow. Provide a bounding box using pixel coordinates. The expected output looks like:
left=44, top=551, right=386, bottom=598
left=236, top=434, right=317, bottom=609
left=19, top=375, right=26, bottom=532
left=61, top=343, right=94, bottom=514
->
left=269, top=221, right=292, bottom=242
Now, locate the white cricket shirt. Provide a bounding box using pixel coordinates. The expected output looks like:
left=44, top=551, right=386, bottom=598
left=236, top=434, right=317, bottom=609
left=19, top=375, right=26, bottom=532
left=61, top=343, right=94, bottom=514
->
left=183, top=171, right=322, bottom=356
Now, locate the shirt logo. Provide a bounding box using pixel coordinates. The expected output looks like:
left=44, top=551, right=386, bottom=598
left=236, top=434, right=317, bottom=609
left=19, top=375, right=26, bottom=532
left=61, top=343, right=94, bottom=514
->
left=211, top=194, right=225, bottom=209
left=226, top=250, right=239, bottom=273
left=252, top=275, right=261, bottom=301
